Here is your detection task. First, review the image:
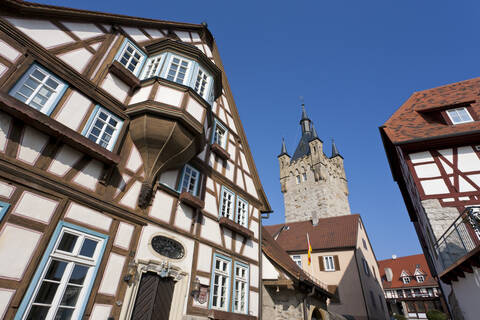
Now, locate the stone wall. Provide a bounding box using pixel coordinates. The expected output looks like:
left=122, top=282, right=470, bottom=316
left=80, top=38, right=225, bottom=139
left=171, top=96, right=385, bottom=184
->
left=262, top=285, right=327, bottom=320
left=279, top=147, right=350, bottom=223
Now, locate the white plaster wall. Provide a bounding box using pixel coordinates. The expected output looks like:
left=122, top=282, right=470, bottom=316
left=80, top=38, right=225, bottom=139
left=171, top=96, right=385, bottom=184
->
left=144, top=28, right=164, bottom=39
left=17, top=126, right=48, bottom=165
left=204, top=192, right=218, bottom=217
left=196, top=243, right=212, bottom=273
left=135, top=224, right=195, bottom=273
left=174, top=31, right=191, bottom=42
left=121, top=26, right=149, bottom=43
left=0, top=40, right=20, bottom=62
left=65, top=202, right=112, bottom=231
left=54, top=91, right=92, bottom=131
left=101, top=73, right=128, bottom=103
left=0, top=288, right=15, bottom=319
left=119, top=181, right=141, bottom=209
left=6, top=18, right=74, bottom=48
left=0, top=224, right=41, bottom=280
left=414, top=163, right=440, bottom=178
left=0, top=64, right=6, bottom=78
left=61, top=21, right=103, bottom=40
left=89, top=304, right=112, bottom=320
left=240, top=152, right=250, bottom=174
left=249, top=220, right=258, bottom=239
left=57, top=48, right=93, bottom=73
left=47, top=145, right=83, bottom=177
left=223, top=228, right=233, bottom=250
left=186, top=98, right=204, bottom=122
left=200, top=216, right=221, bottom=245
left=98, top=253, right=126, bottom=296
left=114, top=222, right=134, bottom=250
left=12, top=191, right=58, bottom=224
left=244, top=175, right=258, bottom=199
left=114, top=173, right=131, bottom=198
left=224, top=160, right=234, bottom=181
left=0, top=181, right=15, bottom=199
left=72, top=159, right=103, bottom=191
left=451, top=267, right=480, bottom=320
left=159, top=169, right=178, bottom=190
left=235, top=169, right=245, bottom=190
left=0, top=113, right=10, bottom=153
left=174, top=203, right=194, bottom=231
left=226, top=114, right=237, bottom=134
left=249, top=291, right=258, bottom=317
left=149, top=190, right=173, bottom=222
left=155, top=85, right=183, bottom=107
left=125, top=145, right=143, bottom=173
left=250, top=264, right=259, bottom=288
left=409, top=151, right=433, bottom=163
left=243, top=239, right=258, bottom=262
left=129, top=85, right=152, bottom=105
left=420, top=179, right=449, bottom=195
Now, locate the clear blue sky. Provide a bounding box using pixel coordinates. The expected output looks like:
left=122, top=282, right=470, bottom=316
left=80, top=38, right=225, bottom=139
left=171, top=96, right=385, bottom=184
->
left=39, top=0, right=480, bottom=260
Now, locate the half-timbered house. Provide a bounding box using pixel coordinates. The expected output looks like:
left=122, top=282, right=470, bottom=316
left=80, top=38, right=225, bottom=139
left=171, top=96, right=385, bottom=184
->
left=0, top=1, right=271, bottom=319
left=381, top=78, right=480, bottom=320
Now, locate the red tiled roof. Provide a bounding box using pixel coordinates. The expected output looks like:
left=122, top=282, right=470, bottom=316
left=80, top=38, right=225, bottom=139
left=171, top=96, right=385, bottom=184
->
left=261, top=227, right=332, bottom=297
left=264, top=214, right=360, bottom=252
left=378, top=254, right=438, bottom=289
left=383, top=77, right=480, bottom=144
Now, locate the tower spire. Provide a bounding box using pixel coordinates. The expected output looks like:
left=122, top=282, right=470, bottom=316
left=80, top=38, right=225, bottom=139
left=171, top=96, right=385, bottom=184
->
left=279, top=137, right=289, bottom=157
left=299, top=100, right=311, bottom=134
left=331, top=139, right=341, bottom=158
left=311, top=123, right=319, bottom=140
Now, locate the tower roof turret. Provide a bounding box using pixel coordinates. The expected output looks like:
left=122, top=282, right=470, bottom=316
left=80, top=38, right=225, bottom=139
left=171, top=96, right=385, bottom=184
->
left=301, top=103, right=309, bottom=122
left=331, top=139, right=343, bottom=158
left=278, top=138, right=289, bottom=157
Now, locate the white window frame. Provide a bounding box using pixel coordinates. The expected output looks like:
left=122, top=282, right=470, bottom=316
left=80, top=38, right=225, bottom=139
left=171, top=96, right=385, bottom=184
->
left=141, top=54, right=166, bottom=79
left=165, top=54, right=192, bottom=85
left=212, top=120, right=227, bottom=149
left=179, top=164, right=200, bottom=196
left=83, top=106, right=123, bottom=151
left=416, top=275, right=425, bottom=283
left=403, top=276, right=411, bottom=284
left=18, top=223, right=106, bottom=320
left=10, top=64, right=67, bottom=115
left=292, top=255, right=302, bottom=268
left=323, top=256, right=335, bottom=271
left=220, top=187, right=235, bottom=220
left=446, top=107, right=474, bottom=124
left=232, top=262, right=249, bottom=314
left=210, top=254, right=231, bottom=311
left=116, top=40, right=146, bottom=76
left=235, top=197, right=248, bottom=228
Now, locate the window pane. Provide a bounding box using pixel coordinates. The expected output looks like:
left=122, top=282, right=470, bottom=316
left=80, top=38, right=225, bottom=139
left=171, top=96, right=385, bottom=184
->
left=26, top=305, right=50, bottom=320
left=79, top=238, right=98, bottom=258
left=69, top=264, right=89, bottom=285
left=45, top=260, right=68, bottom=281
left=54, top=307, right=74, bottom=320
left=60, top=285, right=82, bottom=307
left=32, top=69, right=46, bottom=81
left=58, top=233, right=78, bottom=252
left=34, top=281, right=59, bottom=304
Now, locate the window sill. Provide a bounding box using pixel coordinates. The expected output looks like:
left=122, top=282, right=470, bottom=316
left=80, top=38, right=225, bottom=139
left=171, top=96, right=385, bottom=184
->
left=109, top=60, right=141, bottom=90
left=0, top=92, right=120, bottom=165
left=208, top=309, right=256, bottom=320
left=218, top=217, right=253, bottom=239
left=178, top=191, right=204, bottom=209
left=211, top=143, right=230, bottom=161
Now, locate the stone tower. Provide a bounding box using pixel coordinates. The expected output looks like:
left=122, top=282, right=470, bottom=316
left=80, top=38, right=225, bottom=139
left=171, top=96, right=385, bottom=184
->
left=278, top=105, right=350, bottom=223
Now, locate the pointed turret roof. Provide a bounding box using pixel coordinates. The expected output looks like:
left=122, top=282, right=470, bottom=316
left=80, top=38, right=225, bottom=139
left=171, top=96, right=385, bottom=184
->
left=278, top=138, right=289, bottom=157
left=292, top=104, right=316, bottom=161
left=310, top=123, right=320, bottom=141
left=331, top=139, right=342, bottom=158
left=301, top=103, right=309, bottom=121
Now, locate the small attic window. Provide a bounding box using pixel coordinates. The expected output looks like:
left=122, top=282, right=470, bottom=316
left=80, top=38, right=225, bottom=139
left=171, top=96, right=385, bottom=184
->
left=446, top=107, right=474, bottom=124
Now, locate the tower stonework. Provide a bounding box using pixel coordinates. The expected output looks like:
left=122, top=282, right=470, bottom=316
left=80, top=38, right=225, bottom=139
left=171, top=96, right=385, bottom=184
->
left=279, top=106, right=350, bottom=223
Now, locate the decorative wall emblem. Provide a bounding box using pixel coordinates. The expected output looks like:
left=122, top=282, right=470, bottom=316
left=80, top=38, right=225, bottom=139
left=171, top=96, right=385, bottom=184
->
left=196, top=286, right=209, bottom=304
left=151, top=235, right=185, bottom=259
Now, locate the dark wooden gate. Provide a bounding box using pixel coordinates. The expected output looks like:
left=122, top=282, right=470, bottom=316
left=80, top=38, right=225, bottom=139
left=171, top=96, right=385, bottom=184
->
left=131, top=272, right=175, bottom=320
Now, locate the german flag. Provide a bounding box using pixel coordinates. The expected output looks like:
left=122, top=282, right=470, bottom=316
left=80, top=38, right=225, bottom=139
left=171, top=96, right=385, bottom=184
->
left=307, top=233, right=312, bottom=266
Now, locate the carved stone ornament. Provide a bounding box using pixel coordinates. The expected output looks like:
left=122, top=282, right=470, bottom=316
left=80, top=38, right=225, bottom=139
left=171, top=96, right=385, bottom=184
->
left=140, top=261, right=184, bottom=281
left=151, top=235, right=185, bottom=259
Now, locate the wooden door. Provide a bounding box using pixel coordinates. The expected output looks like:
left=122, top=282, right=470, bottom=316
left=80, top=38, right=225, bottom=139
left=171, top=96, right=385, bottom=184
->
left=131, top=272, right=175, bottom=320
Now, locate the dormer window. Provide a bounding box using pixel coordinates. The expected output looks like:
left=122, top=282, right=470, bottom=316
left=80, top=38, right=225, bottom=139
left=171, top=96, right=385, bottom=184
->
left=446, top=107, right=474, bottom=124
left=402, top=277, right=411, bottom=284
left=416, top=275, right=425, bottom=283
left=116, top=40, right=146, bottom=76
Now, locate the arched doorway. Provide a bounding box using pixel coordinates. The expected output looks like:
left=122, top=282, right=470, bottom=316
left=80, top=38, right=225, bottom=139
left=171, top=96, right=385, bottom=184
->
left=131, top=272, right=175, bottom=320
left=311, top=308, right=323, bottom=320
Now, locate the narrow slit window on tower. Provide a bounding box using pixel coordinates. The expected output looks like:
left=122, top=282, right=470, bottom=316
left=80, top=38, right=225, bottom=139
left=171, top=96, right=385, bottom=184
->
left=302, top=173, right=307, bottom=181
left=296, top=175, right=301, bottom=184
